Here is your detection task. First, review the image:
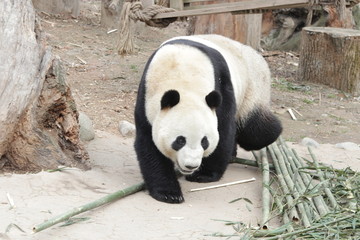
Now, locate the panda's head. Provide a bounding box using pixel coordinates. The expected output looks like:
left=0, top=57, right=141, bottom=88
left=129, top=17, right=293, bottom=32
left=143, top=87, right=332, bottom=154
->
left=152, top=89, right=222, bottom=175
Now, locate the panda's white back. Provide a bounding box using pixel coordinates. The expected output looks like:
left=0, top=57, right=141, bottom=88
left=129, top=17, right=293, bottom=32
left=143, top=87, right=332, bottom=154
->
left=163, top=34, right=272, bottom=120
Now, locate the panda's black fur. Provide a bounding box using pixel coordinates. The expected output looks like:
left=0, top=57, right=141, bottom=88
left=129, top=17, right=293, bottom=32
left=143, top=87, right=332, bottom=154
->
left=134, top=37, right=282, bottom=204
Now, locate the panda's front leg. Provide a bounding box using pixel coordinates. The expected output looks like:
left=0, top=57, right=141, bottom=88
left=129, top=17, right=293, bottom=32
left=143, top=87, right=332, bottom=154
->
left=135, top=134, right=184, bottom=204
left=185, top=148, right=230, bottom=183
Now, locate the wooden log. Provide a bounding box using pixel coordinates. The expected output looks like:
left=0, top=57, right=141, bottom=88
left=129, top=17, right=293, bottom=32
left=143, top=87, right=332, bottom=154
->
left=297, top=27, right=360, bottom=95
left=0, top=0, right=89, bottom=172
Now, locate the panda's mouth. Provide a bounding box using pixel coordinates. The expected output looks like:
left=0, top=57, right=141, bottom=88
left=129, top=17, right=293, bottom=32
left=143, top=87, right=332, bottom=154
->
left=175, top=162, right=196, bottom=175
left=179, top=168, right=194, bottom=175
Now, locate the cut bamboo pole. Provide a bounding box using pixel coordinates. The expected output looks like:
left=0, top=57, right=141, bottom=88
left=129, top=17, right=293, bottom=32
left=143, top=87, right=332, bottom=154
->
left=291, top=147, right=330, bottom=216
left=279, top=139, right=327, bottom=218
left=263, top=214, right=355, bottom=240
left=33, top=182, right=145, bottom=233
left=278, top=139, right=318, bottom=223
left=291, top=149, right=323, bottom=220
left=230, top=157, right=274, bottom=170
left=252, top=150, right=262, bottom=169
left=189, top=178, right=256, bottom=192
left=267, top=144, right=299, bottom=222
left=307, top=147, right=339, bottom=210
left=269, top=143, right=311, bottom=227
left=260, top=148, right=271, bottom=228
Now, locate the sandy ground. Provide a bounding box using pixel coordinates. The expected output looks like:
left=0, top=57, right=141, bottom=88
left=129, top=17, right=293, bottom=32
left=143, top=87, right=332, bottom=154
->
left=1, top=130, right=359, bottom=240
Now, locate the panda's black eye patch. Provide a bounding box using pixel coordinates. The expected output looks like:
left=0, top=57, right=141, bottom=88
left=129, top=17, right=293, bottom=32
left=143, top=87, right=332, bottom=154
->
left=172, top=136, right=186, bottom=151
left=201, top=136, right=209, bottom=150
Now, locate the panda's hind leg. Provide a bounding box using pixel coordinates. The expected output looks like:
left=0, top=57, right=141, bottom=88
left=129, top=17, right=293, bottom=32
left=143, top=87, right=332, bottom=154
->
left=236, top=107, right=282, bottom=151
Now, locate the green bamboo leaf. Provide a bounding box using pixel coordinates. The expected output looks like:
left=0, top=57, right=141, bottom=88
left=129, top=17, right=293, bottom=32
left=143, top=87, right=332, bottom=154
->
left=5, top=223, right=25, bottom=233
left=228, top=197, right=253, bottom=204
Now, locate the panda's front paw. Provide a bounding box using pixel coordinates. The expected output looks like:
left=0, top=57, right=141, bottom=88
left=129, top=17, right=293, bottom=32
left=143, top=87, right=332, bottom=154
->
left=150, top=189, right=184, bottom=204
left=185, top=171, right=221, bottom=183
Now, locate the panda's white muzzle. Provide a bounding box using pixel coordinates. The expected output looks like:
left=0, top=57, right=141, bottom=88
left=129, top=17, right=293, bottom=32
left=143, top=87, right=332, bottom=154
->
left=176, top=147, right=203, bottom=174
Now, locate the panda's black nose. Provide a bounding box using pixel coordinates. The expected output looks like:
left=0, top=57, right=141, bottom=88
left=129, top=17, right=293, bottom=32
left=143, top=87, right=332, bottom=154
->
left=185, top=165, right=198, bottom=170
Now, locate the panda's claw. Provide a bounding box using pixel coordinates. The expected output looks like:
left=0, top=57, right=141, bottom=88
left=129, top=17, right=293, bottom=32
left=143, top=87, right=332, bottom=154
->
left=150, top=190, right=184, bottom=204
left=185, top=171, right=221, bottom=183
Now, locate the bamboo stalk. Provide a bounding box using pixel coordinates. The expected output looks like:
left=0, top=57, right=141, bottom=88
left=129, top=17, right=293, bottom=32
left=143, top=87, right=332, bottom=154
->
left=33, top=182, right=145, bottom=233
left=260, top=148, right=271, bottom=228
left=189, top=178, right=256, bottom=192
left=307, top=146, right=339, bottom=210
left=269, top=143, right=311, bottom=227
left=277, top=145, right=316, bottom=221
left=289, top=145, right=329, bottom=217
left=278, top=139, right=318, bottom=223
left=230, top=157, right=275, bottom=170
left=267, top=144, right=299, bottom=222
left=252, top=150, right=262, bottom=169
left=263, top=213, right=355, bottom=240
left=272, top=191, right=294, bottom=233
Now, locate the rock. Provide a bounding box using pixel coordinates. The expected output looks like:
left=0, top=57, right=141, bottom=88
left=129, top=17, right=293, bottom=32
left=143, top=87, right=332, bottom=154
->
left=335, top=142, right=360, bottom=151
left=119, top=120, right=136, bottom=137
left=79, top=112, right=95, bottom=141
left=300, top=137, right=320, bottom=148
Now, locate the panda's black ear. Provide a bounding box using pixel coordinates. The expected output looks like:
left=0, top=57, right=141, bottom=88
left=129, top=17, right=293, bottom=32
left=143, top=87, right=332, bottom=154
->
left=161, top=90, right=180, bottom=110
left=206, top=91, right=222, bottom=109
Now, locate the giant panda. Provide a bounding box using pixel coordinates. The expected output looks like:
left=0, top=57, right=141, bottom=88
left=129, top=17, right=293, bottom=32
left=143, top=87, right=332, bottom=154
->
left=134, top=34, right=282, bottom=204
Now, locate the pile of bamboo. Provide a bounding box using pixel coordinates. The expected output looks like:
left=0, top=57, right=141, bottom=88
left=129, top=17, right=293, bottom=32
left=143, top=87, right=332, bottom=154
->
left=227, top=137, right=360, bottom=239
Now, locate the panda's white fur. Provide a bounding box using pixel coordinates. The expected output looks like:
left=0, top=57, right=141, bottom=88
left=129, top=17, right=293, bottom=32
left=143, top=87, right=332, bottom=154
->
left=146, top=43, right=219, bottom=173
left=145, top=34, right=271, bottom=173
left=163, top=35, right=271, bottom=121
left=134, top=34, right=282, bottom=203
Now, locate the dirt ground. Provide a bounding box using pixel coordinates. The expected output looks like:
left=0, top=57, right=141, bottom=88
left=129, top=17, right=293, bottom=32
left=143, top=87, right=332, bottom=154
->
left=1, top=2, right=360, bottom=239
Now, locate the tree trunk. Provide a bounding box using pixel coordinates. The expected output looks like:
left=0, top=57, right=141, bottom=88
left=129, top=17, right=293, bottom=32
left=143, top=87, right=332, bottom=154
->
left=189, top=0, right=262, bottom=50
left=0, top=0, right=89, bottom=172
left=298, top=27, right=360, bottom=95
left=32, top=0, right=80, bottom=18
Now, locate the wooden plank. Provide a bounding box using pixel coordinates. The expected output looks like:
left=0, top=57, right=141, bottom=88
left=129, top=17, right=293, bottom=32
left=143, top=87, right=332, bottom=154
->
left=184, top=0, right=211, bottom=3
left=169, top=0, right=183, bottom=10
left=153, top=0, right=309, bottom=19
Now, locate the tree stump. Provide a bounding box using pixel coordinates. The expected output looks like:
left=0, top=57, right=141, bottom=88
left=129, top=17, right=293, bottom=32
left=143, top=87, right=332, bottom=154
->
left=298, top=27, right=360, bottom=95
left=0, top=0, right=89, bottom=172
